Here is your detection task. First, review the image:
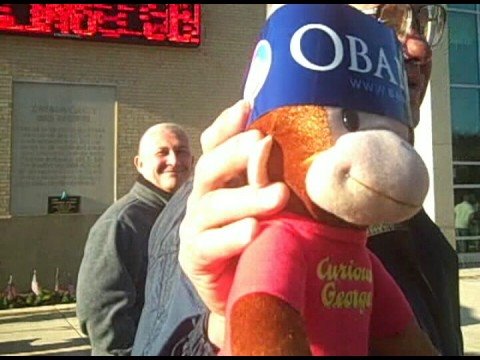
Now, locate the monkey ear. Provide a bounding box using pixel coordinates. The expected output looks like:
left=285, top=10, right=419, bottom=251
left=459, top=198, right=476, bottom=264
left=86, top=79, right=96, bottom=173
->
left=247, top=135, right=273, bottom=188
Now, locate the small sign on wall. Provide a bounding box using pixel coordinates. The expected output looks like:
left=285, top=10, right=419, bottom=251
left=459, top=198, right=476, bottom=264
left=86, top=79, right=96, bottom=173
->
left=48, top=195, right=81, bottom=214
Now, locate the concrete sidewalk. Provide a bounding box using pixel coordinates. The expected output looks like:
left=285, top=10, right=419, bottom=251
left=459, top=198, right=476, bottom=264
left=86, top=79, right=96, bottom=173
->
left=0, top=269, right=479, bottom=356
left=0, top=304, right=90, bottom=356
left=460, top=268, right=480, bottom=356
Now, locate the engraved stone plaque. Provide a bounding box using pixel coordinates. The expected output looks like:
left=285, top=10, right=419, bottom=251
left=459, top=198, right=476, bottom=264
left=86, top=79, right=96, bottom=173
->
left=11, top=82, right=116, bottom=215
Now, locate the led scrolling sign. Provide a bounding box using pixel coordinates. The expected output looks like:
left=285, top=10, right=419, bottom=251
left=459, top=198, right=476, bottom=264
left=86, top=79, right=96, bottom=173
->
left=0, top=4, right=201, bottom=46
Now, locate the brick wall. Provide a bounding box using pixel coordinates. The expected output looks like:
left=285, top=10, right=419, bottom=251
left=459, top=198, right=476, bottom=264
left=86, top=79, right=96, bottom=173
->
left=0, top=65, right=12, bottom=216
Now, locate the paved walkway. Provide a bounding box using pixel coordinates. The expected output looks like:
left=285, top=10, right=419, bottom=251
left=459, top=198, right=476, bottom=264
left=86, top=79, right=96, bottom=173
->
left=0, top=304, right=90, bottom=356
left=0, top=269, right=479, bottom=356
left=460, top=268, right=480, bottom=356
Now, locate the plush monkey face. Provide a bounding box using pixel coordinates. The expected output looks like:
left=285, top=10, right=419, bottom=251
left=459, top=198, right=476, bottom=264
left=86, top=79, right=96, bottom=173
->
left=249, top=105, right=429, bottom=227
left=306, top=107, right=429, bottom=226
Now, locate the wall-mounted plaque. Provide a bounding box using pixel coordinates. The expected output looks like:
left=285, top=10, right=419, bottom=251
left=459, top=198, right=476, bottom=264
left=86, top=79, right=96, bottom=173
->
left=48, top=196, right=81, bottom=214
left=11, top=82, right=115, bottom=216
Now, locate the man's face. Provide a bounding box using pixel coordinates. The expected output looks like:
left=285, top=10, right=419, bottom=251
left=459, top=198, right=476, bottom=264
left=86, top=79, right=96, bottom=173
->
left=351, top=4, right=435, bottom=127
left=135, top=128, right=193, bottom=193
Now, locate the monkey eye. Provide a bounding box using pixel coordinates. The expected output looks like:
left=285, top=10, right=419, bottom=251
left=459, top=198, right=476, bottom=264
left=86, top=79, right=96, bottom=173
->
left=342, top=109, right=360, bottom=132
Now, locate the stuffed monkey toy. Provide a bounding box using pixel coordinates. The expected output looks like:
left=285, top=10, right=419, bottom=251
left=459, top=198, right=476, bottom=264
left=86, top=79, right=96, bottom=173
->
left=221, top=5, right=437, bottom=356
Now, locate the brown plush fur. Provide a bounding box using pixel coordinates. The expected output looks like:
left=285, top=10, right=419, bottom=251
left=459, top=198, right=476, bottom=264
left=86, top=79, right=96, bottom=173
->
left=250, top=105, right=350, bottom=228
left=231, top=293, right=312, bottom=356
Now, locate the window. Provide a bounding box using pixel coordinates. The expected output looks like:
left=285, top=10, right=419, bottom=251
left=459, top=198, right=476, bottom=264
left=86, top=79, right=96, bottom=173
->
left=448, top=5, right=480, bottom=264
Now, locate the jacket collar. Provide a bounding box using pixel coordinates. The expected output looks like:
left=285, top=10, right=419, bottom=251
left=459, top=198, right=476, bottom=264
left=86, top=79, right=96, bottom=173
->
left=132, top=174, right=172, bottom=207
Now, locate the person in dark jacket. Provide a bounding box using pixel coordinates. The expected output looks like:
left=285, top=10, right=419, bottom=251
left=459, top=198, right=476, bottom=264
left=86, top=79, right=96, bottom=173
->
left=76, top=123, right=193, bottom=356
left=133, top=3, right=463, bottom=356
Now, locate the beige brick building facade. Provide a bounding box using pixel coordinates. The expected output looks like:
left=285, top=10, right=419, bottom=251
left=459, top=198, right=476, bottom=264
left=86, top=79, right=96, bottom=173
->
left=0, top=4, right=266, bottom=290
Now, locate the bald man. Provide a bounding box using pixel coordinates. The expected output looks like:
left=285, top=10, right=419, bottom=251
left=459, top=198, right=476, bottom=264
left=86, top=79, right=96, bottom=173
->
left=76, top=123, right=193, bottom=356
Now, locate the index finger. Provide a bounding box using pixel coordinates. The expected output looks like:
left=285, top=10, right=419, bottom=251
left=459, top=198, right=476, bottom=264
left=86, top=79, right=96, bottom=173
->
left=200, top=99, right=251, bottom=153
left=190, top=129, right=263, bottom=203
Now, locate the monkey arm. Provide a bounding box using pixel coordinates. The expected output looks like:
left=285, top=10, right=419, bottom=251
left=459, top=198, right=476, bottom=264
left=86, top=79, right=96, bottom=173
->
left=368, top=252, right=439, bottom=355
left=222, top=215, right=309, bottom=355
left=231, top=293, right=311, bottom=356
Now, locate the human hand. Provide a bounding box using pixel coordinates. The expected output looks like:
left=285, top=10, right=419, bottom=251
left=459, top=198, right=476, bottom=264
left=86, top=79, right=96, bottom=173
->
left=178, top=99, right=290, bottom=347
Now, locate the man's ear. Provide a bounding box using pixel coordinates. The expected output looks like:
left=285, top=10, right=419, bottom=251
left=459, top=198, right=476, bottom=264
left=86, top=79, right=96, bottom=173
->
left=134, top=155, right=142, bottom=171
